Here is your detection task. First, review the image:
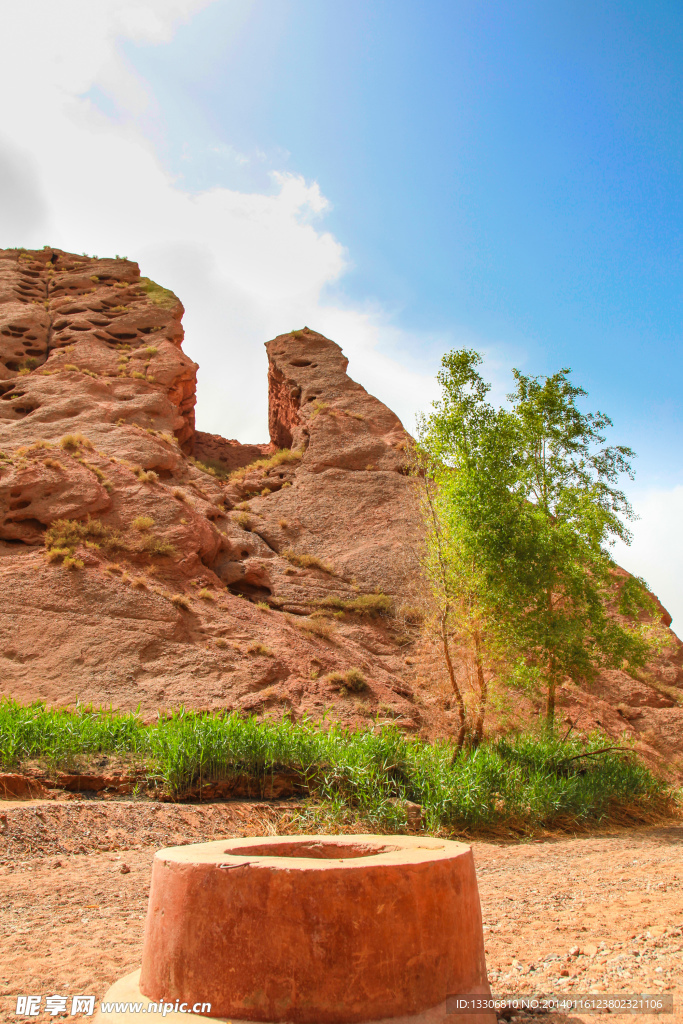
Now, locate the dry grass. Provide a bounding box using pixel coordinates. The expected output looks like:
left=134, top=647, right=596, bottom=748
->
left=316, top=593, right=393, bottom=617
left=170, top=594, right=191, bottom=610
left=43, top=517, right=176, bottom=566
left=309, top=400, right=330, bottom=419
left=298, top=617, right=337, bottom=641
left=234, top=511, right=252, bottom=530
left=198, top=588, right=215, bottom=601
left=59, top=433, right=93, bottom=452
left=133, top=466, right=158, bottom=484
left=132, top=515, right=154, bottom=532
left=228, top=448, right=303, bottom=482
left=282, top=549, right=334, bottom=573
left=247, top=643, right=275, bottom=657
left=326, top=668, right=368, bottom=693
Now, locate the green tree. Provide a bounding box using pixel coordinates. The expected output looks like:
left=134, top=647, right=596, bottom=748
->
left=416, top=350, right=518, bottom=747
left=502, top=365, right=651, bottom=727
left=417, top=351, right=653, bottom=737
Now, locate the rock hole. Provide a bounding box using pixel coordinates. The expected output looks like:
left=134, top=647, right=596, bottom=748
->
left=228, top=582, right=272, bottom=601
left=289, top=359, right=312, bottom=367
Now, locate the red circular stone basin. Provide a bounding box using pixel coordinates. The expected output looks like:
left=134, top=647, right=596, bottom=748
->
left=137, top=834, right=493, bottom=1023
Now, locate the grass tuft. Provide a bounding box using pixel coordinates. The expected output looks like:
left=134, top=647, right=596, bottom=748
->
left=59, top=433, right=93, bottom=452
left=282, top=549, right=334, bottom=573
left=132, top=515, right=154, bottom=532
left=317, top=593, right=393, bottom=617
left=228, top=448, right=303, bottom=482
left=138, top=277, right=179, bottom=309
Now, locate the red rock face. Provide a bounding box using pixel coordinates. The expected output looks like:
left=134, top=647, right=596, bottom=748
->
left=0, top=248, right=681, bottom=775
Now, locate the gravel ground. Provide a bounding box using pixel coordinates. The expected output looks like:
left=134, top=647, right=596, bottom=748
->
left=0, top=799, right=680, bottom=1022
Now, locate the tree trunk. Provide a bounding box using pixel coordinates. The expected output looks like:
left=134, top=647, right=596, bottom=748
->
left=441, top=613, right=467, bottom=753
left=545, top=673, right=556, bottom=732
left=472, top=630, right=487, bottom=747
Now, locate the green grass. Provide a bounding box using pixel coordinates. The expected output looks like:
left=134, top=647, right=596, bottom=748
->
left=0, top=699, right=667, bottom=834
left=138, top=277, right=179, bottom=309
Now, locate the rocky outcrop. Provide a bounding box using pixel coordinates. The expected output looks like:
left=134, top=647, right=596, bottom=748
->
left=0, top=248, right=681, bottom=776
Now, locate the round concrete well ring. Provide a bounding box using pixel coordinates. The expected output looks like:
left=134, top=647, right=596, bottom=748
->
left=95, top=834, right=495, bottom=1024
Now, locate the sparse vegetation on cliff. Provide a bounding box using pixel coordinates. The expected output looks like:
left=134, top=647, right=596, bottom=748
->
left=282, top=549, right=334, bottom=573
left=228, top=447, right=302, bottom=481
left=138, top=276, right=179, bottom=309
left=43, top=517, right=176, bottom=565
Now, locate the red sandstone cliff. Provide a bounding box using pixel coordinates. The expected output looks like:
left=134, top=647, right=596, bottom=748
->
left=0, top=248, right=681, bottom=775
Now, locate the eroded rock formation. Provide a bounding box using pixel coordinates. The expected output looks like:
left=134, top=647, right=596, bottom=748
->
left=0, top=247, right=681, bottom=775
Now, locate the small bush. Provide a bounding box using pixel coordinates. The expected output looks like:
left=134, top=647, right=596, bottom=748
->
left=228, top=448, right=303, bottom=482
left=188, top=456, right=225, bottom=478
left=309, top=400, right=331, bottom=419
left=282, top=549, right=333, bottom=573
left=247, top=643, right=274, bottom=657
left=140, top=537, right=176, bottom=558
left=63, top=556, right=84, bottom=570
left=327, top=668, right=367, bottom=693
left=171, top=594, right=191, bottom=610
left=59, top=433, right=93, bottom=452
left=344, top=668, right=368, bottom=692
left=132, top=515, right=154, bottom=532
left=138, top=277, right=178, bottom=309
left=235, top=511, right=252, bottom=530
left=198, top=588, right=215, bottom=601
left=317, top=593, right=393, bottom=617
left=299, top=617, right=336, bottom=641
left=173, top=489, right=188, bottom=502
left=133, top=467, right=158, bottom=484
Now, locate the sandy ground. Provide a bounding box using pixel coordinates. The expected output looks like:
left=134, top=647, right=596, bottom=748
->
left=0, top=798, right=680, bottom=1022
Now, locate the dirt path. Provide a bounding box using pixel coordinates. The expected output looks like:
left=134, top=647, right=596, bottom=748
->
left=0, top=800, right=680, bottom=1022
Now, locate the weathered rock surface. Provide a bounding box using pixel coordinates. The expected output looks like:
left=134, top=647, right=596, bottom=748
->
left=0, top=247, right=681, bottom=775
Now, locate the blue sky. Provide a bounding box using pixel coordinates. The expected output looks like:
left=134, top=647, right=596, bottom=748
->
left=122, top=0, right=683, bottom=487
left=1, top=0, right=681, bottom=625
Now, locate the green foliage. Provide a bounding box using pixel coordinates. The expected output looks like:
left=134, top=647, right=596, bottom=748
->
left=138, top=277, right=178, bottom=309
left=0, top=699, right=664, bottom=831
left=418, top=349, right=655, bottom=731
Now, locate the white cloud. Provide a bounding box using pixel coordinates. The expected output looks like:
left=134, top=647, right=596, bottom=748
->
left=3, top=2, right=677, bottom=636
left=0, top=0, right=448, bottom=443
left=613, top=487, right=683, bottom=636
